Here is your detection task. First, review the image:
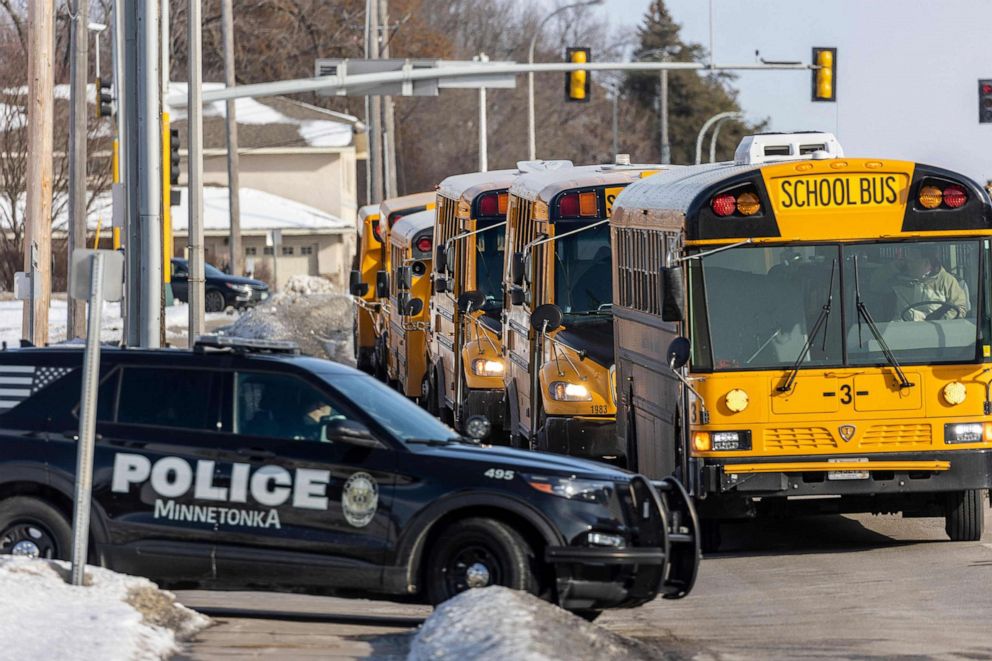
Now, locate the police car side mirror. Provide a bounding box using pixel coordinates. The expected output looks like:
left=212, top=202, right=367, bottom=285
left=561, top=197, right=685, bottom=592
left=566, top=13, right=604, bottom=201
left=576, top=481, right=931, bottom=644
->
left=349, top=270, right=369, bottom=297
left=435, top=246, right=447, bottom=274
left=375, top=270, right=389, bottom=298
left=322, top=418, right=380, bottom=447
left=511, top=252, right=525, bottom=286
left=660, top=266, right=684, bottom=322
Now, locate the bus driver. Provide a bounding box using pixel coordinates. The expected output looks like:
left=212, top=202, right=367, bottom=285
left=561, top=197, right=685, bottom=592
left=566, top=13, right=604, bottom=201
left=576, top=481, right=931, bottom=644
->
left=871, top=246, right=969, bottom=321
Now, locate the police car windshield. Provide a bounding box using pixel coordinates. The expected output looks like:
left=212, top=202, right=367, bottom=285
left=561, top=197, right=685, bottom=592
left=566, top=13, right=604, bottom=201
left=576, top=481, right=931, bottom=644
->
left=321, top=373, right=458, bottom=444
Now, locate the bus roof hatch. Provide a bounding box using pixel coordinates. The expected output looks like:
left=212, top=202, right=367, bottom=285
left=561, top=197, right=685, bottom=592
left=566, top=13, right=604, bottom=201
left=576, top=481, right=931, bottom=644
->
left=516, top=159, right=574, bottom=173
left=734, top=131, right=843, bottom=166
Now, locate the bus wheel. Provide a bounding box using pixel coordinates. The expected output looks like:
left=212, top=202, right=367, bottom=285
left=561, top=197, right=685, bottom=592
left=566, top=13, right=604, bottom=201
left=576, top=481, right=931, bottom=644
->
left=0, top=497, right=72, bottom=559
left=700, top=519, right=722, bottom=554
left=944, top=489, right=984, bottom=541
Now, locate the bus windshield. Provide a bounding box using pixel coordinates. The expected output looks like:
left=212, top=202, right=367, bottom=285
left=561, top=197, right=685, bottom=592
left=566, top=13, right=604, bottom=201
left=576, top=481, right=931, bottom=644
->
left=690, top=239, right=983, bottom=371
left=554, top=221, right=612, bottom=315
left=474, top=222, right=505, bottom=311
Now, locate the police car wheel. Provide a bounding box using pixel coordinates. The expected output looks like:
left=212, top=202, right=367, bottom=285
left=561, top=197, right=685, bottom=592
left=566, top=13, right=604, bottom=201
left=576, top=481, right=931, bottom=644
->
left=0, top=497, right=72, bottom=560
left=205, top=289, right=226, bottom=313
left=572, top=609, right=603, bottom=622
left=425, top=517, right=539, bottom=605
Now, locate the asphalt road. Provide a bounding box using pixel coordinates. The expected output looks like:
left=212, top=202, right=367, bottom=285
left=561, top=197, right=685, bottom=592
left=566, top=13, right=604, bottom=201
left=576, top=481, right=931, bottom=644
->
left=175, top=506, right=992, bottom=660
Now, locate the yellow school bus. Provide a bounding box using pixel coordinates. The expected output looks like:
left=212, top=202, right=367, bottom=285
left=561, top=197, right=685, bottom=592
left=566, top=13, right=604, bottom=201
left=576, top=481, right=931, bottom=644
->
left=356, top=191, right=435, bottom=380
left=387, top=208, right=435, bottom=398
left=424, top=169, right=520, bottom=439
left=503, top=160, right=667, bottom=461
left=350, top=204, right=381, bottom=373
left=611, top=132, right=992, bottom=548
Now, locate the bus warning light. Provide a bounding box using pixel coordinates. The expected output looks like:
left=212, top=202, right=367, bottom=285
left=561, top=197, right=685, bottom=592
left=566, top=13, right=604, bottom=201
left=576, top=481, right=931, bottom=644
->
left=943, top=185, right=967, bottom=208
left=711, top=194, right=737, bottom=217
left=918, top=186, right=943, bottom=209
left=736, top=192, right=761, bottom=216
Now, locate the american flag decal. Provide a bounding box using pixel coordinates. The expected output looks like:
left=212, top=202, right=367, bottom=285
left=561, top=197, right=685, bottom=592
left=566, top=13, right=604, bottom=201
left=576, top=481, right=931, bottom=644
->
left=0, top=365, right=72, bottom=411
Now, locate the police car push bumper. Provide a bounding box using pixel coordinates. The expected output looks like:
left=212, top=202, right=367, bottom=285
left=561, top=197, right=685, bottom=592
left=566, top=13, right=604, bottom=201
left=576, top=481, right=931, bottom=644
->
left=545, top=476, right=700, bottom=608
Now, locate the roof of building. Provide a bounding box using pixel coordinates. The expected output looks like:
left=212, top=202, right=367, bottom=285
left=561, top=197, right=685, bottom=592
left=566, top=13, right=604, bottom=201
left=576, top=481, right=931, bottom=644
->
left=167, top=82, right=357, bottom=151
left=82, top=186, right=350, bottom=236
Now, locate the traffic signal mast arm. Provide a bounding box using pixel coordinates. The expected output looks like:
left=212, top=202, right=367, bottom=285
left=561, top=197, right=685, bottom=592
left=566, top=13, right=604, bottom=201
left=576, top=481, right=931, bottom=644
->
left=186, top=59, right=817, bottom=104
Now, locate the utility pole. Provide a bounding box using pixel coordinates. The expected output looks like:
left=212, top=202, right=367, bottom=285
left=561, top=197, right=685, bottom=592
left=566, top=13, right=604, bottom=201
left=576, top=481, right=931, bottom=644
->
left=659, top=69, right=670, bottom=164
left=67, top=0, right=89, bottom=340
left=367, top=0, right=383, bottom=202
left=477, top=53, right=488, bottom=172
left=24, top=1, right=54, bottom=346
left=379, top=0, right=397, bottom=198
left=221, top=0, right=242, bottom=276
left=187, top=0, right=205, bottom=345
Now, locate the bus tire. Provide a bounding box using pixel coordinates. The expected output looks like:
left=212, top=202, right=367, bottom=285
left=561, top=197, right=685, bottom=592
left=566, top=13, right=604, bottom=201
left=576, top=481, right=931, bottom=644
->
left=425, top=517, right=539, bottom=606
left=700, top=519, right=722, bottom=554
left=0, top=497, right=72, bottom=560
left=944, top=489, right=984, bottom=542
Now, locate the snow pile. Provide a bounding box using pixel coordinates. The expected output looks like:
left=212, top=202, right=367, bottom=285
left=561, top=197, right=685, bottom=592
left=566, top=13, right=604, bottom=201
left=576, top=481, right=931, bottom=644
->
left=224, top=276, right=354, bottom=364
left=408, top=587, right=655, bottom=661
left=0, top=557, right=208, bottom=661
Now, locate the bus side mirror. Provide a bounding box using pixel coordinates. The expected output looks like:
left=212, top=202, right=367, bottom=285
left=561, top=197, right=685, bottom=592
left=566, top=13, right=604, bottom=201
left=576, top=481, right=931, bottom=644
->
left=403, top=297, right=424, bottom=317
left=458, top=290, right=485, bottom=314
left=530, top=303, right=563, bottom=333
left=511, top=252, right=525, bottom=286
left=349, top=270, right=369, bottom=297
left=667, top=337, right=691, bottom=370
left=660, top=267, right=684, bottom=322
left=435, top=246, right=447, bottom=274
left=509, top=286, right=525, bottom=306
left=396, top=266, right=412, bottom=291
left=434, top=276, right=448, bottom=294
left=375, top=270, right=389, bottom=298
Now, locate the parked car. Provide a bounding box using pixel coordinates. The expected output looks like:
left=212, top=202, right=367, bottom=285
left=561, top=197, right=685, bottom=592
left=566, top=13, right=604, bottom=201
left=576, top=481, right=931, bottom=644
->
left=171, top=258, right=269, bottom=312
left=0, top=336, right=700, bottom=618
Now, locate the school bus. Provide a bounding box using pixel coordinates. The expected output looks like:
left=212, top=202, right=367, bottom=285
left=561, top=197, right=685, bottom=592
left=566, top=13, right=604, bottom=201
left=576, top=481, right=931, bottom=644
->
left=503, top=160, right=666, bottom=461
left=351, top=204, right=381, bottom=373
left=349, top=191, right=435, bottom=380
left=611, top=132, right=992, bottom=548
left=387, top=208, right=435, bottom=398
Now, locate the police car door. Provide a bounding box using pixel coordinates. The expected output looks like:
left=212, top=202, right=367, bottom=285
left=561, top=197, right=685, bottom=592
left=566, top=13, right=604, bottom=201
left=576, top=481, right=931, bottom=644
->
left=207, top=369, right=397, bottom=591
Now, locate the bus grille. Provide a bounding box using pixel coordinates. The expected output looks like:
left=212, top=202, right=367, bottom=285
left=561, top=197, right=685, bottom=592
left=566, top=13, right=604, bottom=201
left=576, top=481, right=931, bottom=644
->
left=764, top=427, right=837, bottom=451
left=860, top=423, right=932, bottom=448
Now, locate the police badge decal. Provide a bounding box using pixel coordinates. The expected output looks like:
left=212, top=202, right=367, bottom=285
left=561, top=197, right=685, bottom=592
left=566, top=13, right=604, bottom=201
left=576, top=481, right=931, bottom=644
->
left=342, top=472, right=379, bottom=527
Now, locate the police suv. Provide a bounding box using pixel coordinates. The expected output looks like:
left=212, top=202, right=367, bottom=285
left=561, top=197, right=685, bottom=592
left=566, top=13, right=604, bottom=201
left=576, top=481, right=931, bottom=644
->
left=0, top=336, right=698, bottom=616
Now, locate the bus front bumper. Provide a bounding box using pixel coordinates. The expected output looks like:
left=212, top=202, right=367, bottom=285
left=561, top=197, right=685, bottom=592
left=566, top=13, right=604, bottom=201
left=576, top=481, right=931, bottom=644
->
left=461, top=388, right=506, bottom=433
left=539, top=416, right=621, bottom=463
left=692, top=450, right=992, bottom=515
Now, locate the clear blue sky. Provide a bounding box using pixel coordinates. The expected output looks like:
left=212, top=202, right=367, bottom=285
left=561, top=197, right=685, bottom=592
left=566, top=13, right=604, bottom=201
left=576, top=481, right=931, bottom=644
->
left=591, top=0, right=992, bottom=185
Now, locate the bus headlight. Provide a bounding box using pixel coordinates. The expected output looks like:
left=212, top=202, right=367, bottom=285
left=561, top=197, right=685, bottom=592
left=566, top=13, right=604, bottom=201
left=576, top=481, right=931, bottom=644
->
left=549, top=382, right=592, bottom=402
left=471, top=359, right=504, bottom=377
left=693, top=430, right=752, bottom=451
left=944, top=423, right=992, bottom=444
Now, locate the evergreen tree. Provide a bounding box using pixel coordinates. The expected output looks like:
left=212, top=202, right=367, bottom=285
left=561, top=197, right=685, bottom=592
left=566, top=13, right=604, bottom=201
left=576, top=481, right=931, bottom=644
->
left=622, top=0, right=763, bottom=164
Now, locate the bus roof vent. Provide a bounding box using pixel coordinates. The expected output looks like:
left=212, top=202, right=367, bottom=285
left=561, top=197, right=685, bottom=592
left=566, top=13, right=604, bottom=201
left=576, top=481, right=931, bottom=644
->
left=734, top=132, right=843, bottom=165
left=516, top=159, right=573, bottom=173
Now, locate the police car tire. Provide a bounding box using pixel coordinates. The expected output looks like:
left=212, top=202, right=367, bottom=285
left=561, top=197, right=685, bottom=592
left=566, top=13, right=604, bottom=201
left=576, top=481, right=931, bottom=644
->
left=0, top=497, right=72, bottom=560
left=425, top=517, right=539, bottom=606
left=944, top=489, right=984, bottom=542
left=205, top=289, right=226, bottom=313
left=572, top=609, right=603, bottom=622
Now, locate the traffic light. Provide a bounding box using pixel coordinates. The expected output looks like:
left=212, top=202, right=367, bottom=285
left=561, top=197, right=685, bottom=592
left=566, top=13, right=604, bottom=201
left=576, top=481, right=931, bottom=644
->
left=96, top=77, right=114, bottom=117
left=811, top=47, right=836, bottom=102
left=565, top=47, right=591, bottom=103
left=169, top=127, right=181, bottom=206
left=979, top=80, right=992, bottom=123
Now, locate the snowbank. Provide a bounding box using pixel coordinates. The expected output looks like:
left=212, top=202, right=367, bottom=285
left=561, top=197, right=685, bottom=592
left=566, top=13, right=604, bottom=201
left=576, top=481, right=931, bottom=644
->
left=407, top=587, right=655, bottom=661
left=224, top=276, right=354, bottom=364
left=0, top=557, right=208, bottom=661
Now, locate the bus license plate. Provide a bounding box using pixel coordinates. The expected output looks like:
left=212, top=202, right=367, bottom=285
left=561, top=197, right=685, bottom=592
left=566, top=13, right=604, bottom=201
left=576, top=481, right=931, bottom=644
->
left=827, top=457, right=869, bottom=480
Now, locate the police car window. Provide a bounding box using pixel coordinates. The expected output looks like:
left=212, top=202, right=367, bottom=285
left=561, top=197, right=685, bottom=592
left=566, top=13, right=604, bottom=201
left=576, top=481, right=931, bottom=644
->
left=320, top=373, right=456, bottom=443
left=117, top=368, right=219, bottom=431
left=235, top=372, right=344, bottom=442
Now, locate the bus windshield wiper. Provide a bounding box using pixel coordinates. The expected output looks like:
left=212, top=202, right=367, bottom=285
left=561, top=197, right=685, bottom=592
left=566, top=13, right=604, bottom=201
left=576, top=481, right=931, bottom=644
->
left=778, top=259, right=836, bottom=393
left=853, top=255, right=914, bottom=389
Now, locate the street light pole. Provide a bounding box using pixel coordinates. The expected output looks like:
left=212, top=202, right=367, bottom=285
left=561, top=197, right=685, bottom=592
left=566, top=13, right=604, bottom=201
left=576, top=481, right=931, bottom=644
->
left=526, top=0, right=602, bottom=160
left=695, top=111, right=743, bottom=165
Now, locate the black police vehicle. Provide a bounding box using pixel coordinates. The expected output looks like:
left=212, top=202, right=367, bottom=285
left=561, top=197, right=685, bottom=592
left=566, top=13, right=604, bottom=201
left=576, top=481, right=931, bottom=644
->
left=0, top=336, right=699, bottom=616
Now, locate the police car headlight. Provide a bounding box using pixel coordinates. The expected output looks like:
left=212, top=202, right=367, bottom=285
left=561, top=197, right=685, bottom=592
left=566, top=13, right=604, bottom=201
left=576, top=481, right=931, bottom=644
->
left=471, top=358, right=504, bottom=377
left=524, top=474, right=613, bottom=505
left=548, top=382, right=592, bottom=402
left=225, top=283, right=251, bottom=293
